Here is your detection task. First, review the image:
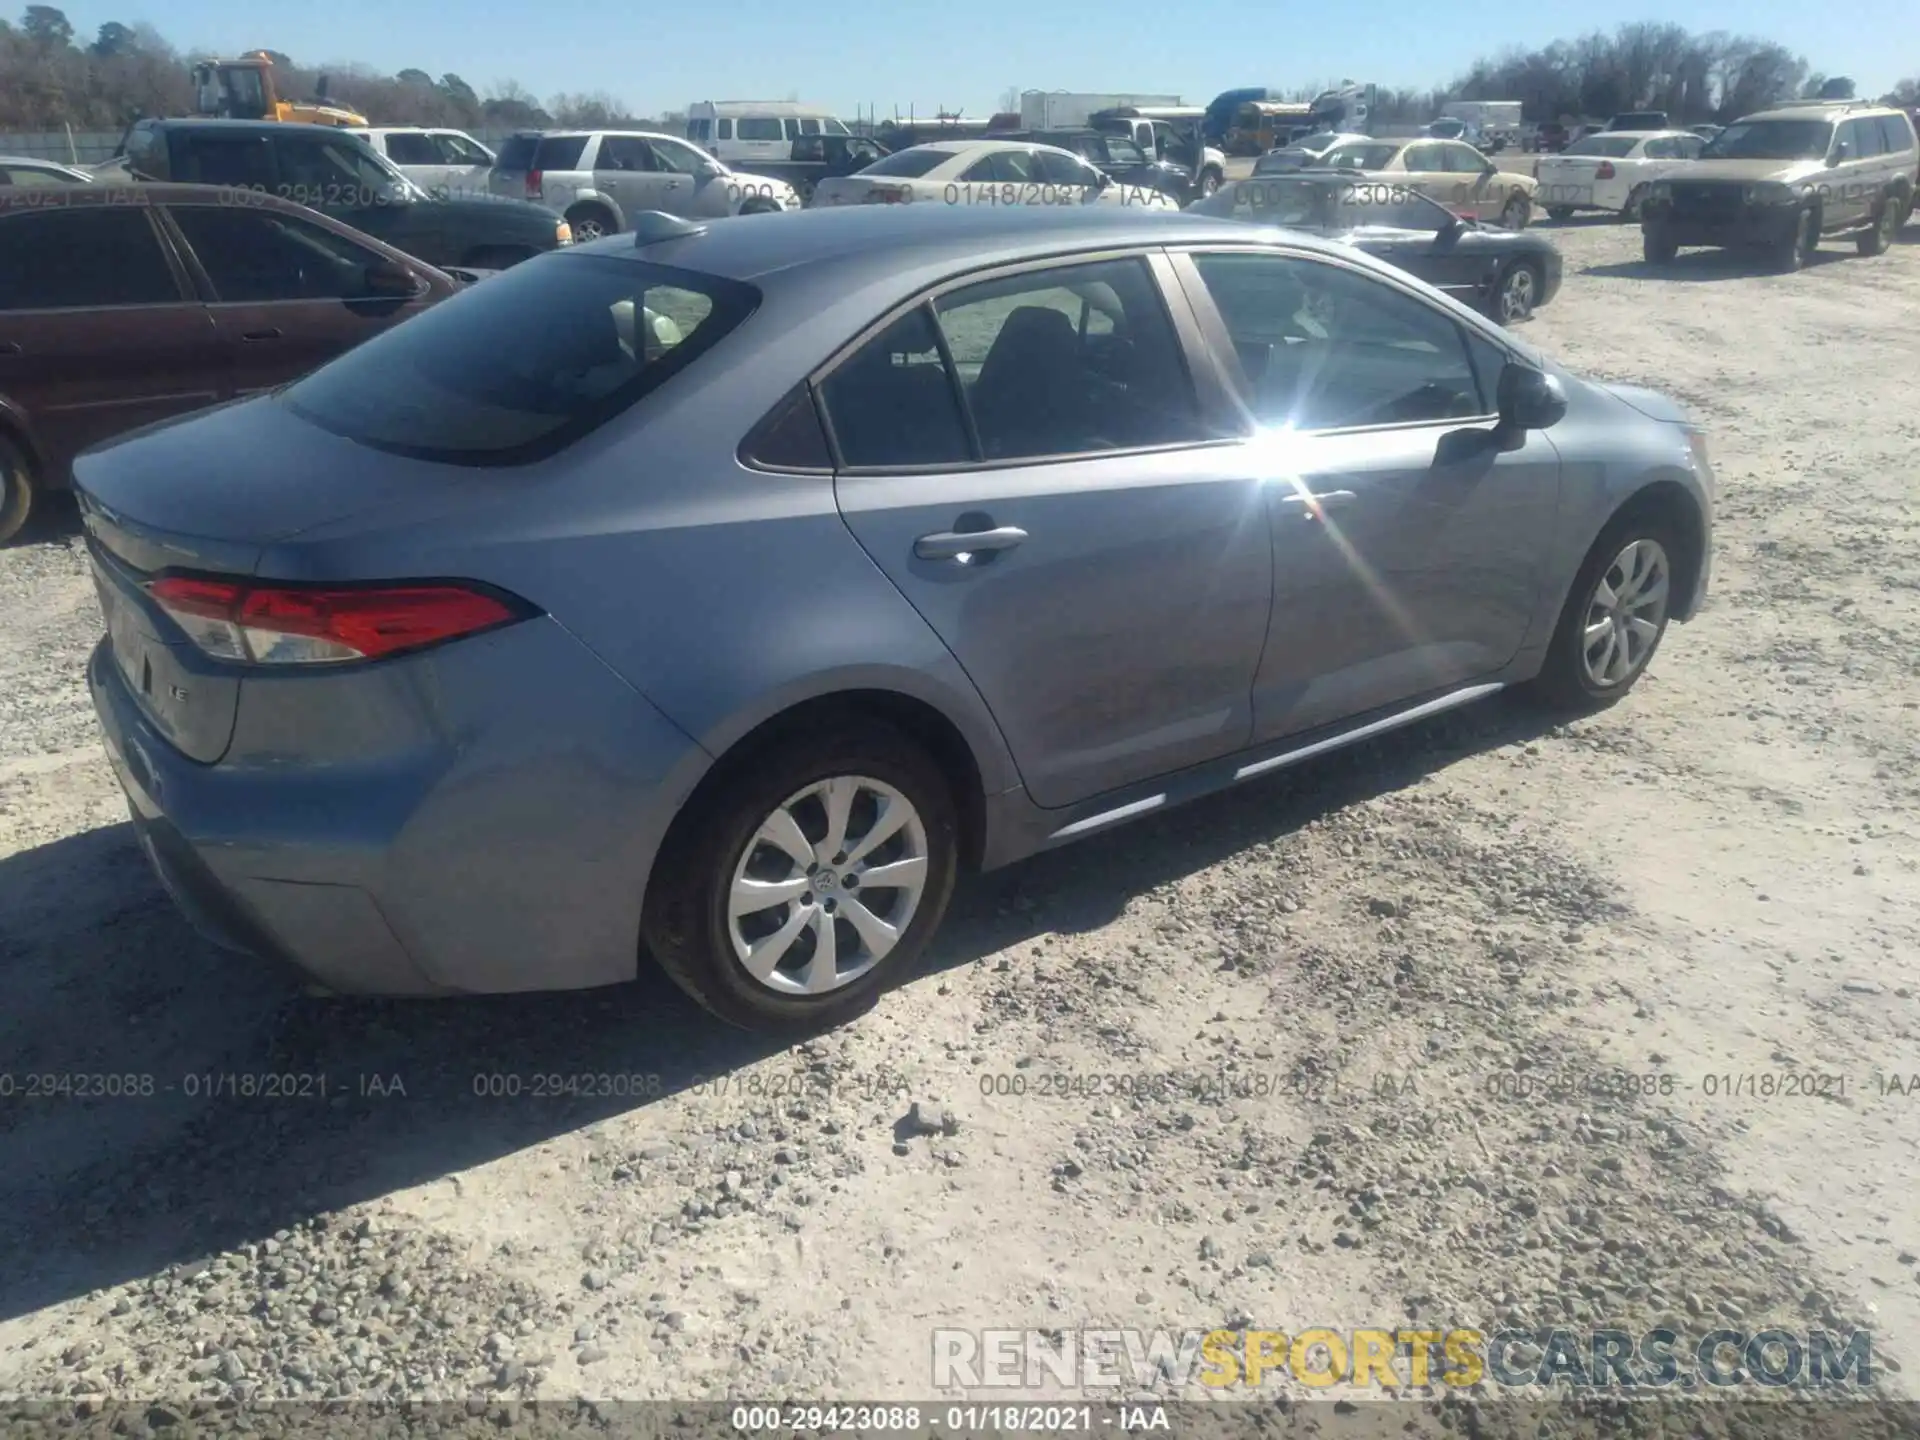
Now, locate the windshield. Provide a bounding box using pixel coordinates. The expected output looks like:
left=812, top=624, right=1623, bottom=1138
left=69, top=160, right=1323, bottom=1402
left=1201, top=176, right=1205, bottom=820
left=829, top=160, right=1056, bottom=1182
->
left=1563, top=135, right=1641, bottom=157
left=1321, top=142, right=1401, bottom=170
left=1203, top=176, right=1456, bottom=232
left=1702, top=119, right=1833, bottom=161
left=283, top=255, right=759, bottom=466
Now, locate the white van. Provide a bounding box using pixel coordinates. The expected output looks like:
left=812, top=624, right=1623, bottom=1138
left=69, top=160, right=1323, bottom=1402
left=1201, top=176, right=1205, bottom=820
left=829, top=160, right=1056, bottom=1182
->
left=685, top=101, right=852, bottom=164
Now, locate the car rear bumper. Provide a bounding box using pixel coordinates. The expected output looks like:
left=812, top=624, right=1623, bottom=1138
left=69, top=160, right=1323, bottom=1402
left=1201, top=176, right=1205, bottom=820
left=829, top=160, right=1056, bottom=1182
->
left=87, top=619, right=710, bottom=998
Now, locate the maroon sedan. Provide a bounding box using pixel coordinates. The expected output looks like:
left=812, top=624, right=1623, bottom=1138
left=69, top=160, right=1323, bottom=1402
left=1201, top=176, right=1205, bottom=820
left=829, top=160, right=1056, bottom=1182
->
left=0, top=183, right=461, bottom=542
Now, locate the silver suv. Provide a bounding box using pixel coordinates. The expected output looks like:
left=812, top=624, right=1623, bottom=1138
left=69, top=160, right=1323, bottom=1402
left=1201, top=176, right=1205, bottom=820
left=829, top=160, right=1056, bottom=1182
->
left=488, top=130, right=800, bottom=239
left=1640, top=100, right=1919, bottom=270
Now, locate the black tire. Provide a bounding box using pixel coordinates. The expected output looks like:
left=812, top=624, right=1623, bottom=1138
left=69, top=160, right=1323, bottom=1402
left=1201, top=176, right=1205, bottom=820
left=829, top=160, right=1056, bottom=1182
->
left=642, top=720, right=960, bottom=1033
left=1621, top=185, right=1647, bottom=221
left=1198, top=168, right=1223, bottom=198
left=462, top=245, right=537, bottom=269
left=1491, top=259, right=1542, bottom=325
left=1856, top=198, right=1897, bottom=256
left=1545, top=205, right=1575, bottom=222
left=0, top=432, right=34, bottom=546
left=563, top=204, right=618, bottom=242
left=738, top=197, right=781, bottom=216
left=1530, top=508, right=1682, bottom=712
left=1642, top=226, right=1677, bottom=264
left=1771, top=207, right=1818, bottom=273
left=1500, top=193, right=1531, bottom=229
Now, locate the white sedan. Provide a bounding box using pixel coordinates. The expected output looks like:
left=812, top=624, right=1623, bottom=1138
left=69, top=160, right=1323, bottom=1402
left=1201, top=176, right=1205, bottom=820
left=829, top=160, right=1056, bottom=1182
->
left=1533, top=130, right=1708, bottom=219
left=809, top=140, right=1180, bottom=211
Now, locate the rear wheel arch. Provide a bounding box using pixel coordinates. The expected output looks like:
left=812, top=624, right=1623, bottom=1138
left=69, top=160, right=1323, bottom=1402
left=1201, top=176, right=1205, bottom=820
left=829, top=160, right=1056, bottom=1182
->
left=654, top=690, right=991, bottom=884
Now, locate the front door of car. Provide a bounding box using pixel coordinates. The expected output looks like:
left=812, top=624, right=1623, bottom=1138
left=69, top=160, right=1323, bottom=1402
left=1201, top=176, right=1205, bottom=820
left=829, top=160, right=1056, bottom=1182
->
left=1442, top=143, right=1503, bottom=219
left=165, top=204, right=438, bottom=394
left=596, top=135, right=688, bottom=217
left=821, top=254, right=1273, bottom=810
left=1397, top=143, right=1461, bottom=210
left=0, top=205, right=222, bottom=480
left=646, top=135, right=736, bottom=217
left=1171, top=246, right=1561, bottom=741
left=432, top=131, right=494, bottom=200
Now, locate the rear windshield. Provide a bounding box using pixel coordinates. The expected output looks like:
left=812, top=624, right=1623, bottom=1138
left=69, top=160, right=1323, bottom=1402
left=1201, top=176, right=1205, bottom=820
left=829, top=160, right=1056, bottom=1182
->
left=281, top=256, right=760, bottom=466
left=494, top=134, right=539, bottom=170
left=857, top=148, right=946, bottom=178
left=1563, top=135, right=1640, bottom=157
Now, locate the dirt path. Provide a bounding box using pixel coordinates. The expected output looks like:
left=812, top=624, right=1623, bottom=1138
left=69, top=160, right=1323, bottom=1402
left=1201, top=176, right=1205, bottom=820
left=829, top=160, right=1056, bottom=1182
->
left=2, top=219, right=1916, bottom=1411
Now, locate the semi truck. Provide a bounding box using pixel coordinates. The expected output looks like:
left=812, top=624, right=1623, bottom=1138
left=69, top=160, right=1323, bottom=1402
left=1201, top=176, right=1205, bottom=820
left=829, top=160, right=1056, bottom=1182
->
left=1018, top=91, right=1184, bottom=132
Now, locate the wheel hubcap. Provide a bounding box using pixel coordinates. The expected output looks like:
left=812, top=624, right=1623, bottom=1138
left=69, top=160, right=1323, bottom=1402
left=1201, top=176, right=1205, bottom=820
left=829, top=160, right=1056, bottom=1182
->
left=574, top=218, right=604, bottom=240
left=1581, top=538, right=1670, bottom=689
left=1501, top=269, right=1535, bottom=321
left=726, top=775, right=929, bottom=996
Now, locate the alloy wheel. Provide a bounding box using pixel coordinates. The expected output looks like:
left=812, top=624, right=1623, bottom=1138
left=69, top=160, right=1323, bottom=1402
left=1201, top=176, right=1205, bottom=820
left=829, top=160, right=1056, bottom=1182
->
left=1497, top=265, right=1537, bottom=323
left=726, top=775, right=930, bottom=996
left=1580, top=538, right=1670, bottom=689
left=570, top=215, right=607, bottom=241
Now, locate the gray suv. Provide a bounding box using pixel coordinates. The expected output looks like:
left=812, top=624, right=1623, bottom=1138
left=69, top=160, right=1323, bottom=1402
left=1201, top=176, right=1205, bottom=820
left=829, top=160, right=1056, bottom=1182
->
left=488, top=130, right=800, bottom=239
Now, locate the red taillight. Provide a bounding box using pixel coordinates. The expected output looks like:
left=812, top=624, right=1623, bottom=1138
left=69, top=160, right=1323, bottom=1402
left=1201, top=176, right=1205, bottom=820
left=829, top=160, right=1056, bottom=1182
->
left=146, top=576, right=528, bottom=666
left=1595, top=161, right=1616, bottom=179
left=525, top=168, right=543, bottom=200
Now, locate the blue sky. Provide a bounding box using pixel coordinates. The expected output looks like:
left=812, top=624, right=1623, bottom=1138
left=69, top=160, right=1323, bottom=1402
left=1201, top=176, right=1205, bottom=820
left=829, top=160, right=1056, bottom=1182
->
left=54, top=0, right=1920, bottom=117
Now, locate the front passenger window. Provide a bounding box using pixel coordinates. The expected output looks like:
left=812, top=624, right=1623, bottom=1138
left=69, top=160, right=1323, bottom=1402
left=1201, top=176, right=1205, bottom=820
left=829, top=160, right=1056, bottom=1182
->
left=1187, top=252, right=1490, bottom=431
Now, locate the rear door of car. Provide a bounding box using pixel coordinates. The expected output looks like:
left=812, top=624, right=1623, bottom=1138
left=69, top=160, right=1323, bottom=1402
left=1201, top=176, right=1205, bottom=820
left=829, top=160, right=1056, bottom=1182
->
left=0, top=203, right=222, bottom=482
left=821, top=251, right=1273, bottom=809
left=162, top=202, right=443, bottom=395
left=432, top=130, right=495, bottom=199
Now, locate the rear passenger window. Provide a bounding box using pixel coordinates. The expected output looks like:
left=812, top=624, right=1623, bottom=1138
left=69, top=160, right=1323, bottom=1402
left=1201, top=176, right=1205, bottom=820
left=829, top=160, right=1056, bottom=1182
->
left=932, top=257, right=1206, bottom=461
left=532, top=135, right=589, bottom=171
left=819, top=308, right=970, bottom=468
left=741, top=384, right=832, bottom=471
left=737, top=118, right=783, bottom=142
left=0, top=207, right=180, bottom=310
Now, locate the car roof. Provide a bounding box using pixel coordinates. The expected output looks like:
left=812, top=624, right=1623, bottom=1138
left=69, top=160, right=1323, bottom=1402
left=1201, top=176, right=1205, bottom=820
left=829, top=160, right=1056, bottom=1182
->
left=139, top=117, right=362, bottom=137
left=566, top=202, right=1350, bottom=284
left=1740, top=102, right=1892, bottom=122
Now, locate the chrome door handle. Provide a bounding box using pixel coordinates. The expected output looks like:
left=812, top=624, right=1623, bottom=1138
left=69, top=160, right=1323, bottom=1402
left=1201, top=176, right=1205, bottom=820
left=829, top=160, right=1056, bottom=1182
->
left=914, top=525, right=1028, bottom=561
left=1280, top=489, right=1357, bottom=515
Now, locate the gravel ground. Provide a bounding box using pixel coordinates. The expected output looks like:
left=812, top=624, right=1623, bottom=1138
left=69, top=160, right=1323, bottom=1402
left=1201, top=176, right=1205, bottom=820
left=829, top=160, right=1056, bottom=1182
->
left=2, top=215, right=1918, bottom=1420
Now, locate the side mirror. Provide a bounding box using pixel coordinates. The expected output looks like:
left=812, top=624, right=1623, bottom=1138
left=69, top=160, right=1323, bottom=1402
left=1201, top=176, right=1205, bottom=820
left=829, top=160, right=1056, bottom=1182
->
left=1826, top=146, right=1847, bottom=167
left=362, top=259, right=422, bottom=296
left=1482, top=160, right=1498, bottom=175
left=694, top=158, right=723, bottom=179
left=1495, top=362, right=1567, bottom=433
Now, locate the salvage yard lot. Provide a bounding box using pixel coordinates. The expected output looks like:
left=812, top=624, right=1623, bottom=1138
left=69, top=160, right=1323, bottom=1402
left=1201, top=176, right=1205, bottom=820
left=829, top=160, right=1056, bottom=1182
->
left=1, top=218, right=1917, bottom=1403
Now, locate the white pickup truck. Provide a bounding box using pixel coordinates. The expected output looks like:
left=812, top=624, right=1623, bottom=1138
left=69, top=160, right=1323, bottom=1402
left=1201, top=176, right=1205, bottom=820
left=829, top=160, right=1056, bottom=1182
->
left=357, top=127, right=497, bottom=199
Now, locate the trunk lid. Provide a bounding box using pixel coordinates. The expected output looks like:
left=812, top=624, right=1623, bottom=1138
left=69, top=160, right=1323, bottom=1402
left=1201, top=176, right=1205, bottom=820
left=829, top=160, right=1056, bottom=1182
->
left=73, top=396, right=479, bottom=764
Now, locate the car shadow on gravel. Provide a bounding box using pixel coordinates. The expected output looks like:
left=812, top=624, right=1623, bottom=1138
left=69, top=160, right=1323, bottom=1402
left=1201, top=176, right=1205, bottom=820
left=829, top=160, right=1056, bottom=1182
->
left=0, top=690, right=1561, bottom=1321
left=1582, top=249, right=1855, bottom=281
